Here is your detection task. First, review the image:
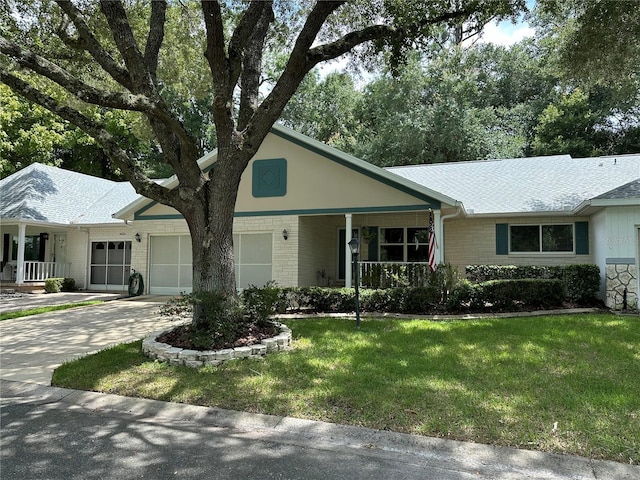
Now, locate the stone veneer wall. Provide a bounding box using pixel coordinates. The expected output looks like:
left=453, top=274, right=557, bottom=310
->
left=142, top=324, right=292, bottom=368
left=606, top=264, right=638, bottom=310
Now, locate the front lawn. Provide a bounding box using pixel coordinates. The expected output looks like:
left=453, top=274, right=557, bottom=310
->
left=0, top=301, right=103, bottom=321
left=52, top=313, right=639, bottom=464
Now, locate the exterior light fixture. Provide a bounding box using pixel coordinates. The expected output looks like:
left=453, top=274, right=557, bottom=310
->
left=282, top=229, right=288, bottom=240
left=348, top=237, right=361, bottom=329
left=134, top=233, right=141, bottom=243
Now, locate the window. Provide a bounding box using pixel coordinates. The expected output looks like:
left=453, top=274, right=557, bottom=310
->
left=11, top=235, right=41, bottom=261
left=90, top=240, right=132, bottom=289
left=379, top=227, right=429, bottom=262
left=510, top=224, right=574, bottom=253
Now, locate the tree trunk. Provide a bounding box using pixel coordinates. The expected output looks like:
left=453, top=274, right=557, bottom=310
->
left=183, top=146, right=246, bottom=331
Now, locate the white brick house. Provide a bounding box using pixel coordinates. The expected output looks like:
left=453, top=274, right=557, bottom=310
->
left=2, top=125, right=638, bottom=309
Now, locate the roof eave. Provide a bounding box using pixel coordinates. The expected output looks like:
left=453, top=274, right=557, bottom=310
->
left=573, top=197, right=640, bottom=215
left=113, top=149, right=219, bottom=220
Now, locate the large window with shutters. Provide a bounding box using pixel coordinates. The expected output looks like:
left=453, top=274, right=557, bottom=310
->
left=496, top=222, right=589, bottom=256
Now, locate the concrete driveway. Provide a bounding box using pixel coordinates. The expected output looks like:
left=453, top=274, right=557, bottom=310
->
left=0, top=295, right=178, bottom=384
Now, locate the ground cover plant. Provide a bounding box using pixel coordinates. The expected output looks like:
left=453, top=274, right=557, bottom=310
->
left=0, top=301, right=103, bottom=321
left=52, top=313, right=639, bottom=464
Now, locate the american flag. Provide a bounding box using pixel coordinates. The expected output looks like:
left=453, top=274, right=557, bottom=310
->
left=428, top=210, right=436, bottom=272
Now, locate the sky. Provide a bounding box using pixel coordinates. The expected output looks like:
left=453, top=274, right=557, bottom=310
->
left=318, top=6, right=536, bottom=79
left=479, top=17, right=535, bottom=46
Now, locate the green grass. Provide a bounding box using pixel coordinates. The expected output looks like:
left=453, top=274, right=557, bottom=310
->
left=0, top=301, right=103, bottom=321
left=52, top=313, right=640, bottom=464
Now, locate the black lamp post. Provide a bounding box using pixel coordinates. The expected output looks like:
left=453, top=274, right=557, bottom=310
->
left=348, top=237, right=361, bottom=329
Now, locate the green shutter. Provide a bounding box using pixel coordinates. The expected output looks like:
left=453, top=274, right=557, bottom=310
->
left=575, top=221, right=589, bottom=255
left=496, top=224, right=509, bottom=255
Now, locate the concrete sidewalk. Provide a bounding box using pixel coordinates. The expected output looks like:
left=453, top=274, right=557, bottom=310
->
left=1, top=379, right=638, bottom=480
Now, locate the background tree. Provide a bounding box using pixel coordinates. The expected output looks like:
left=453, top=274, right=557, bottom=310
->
left=0, top=0, right=526, bottom=331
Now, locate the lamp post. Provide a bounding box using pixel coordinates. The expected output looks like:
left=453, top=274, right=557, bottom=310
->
left=348, top=237, right=361, bottom=329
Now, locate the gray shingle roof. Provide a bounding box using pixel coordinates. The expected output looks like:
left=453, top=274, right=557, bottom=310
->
left=0, top=163, right=138, bottom=225
left=594, top=178, right=640, bottom=200
left=387, top=154, right=640, bottom=215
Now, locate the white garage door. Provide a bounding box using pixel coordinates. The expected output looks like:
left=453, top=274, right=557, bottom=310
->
left=148, top=233, right=272, bottom=295
left=234, top=233, right=273, bottom=289
left=149, top=235, right=192, bottom=295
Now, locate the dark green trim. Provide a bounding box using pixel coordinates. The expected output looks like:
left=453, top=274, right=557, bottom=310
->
left=135, top=213, right=185, bottom=220
left=496, top=223, right=509, bottom=255
left=575, top=221, right=589, bottom=255
left=252, top=158, right=287, bottom=197
left=135, top=204, right=438, bottom=221
left=133, top=200, right=159, bottom=219
left=271, top=127, right=442, bottom=208
left=233, top=204, right=438, bottom=217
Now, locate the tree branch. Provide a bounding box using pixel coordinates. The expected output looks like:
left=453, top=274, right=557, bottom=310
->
left=237, top=3, right=274, bottom=129
left=228, top=1, right=273, bottom=99
left=201, top=0, right=234, bottom=135
left=55, top=0, right=133, bottom=90
left=0, top=68, right=177, bottom=206
left=99, top=0, right=154, bottom=93
left=0, top=36, right=158, bottom=112
left=144, top=0, right=167, bottom=83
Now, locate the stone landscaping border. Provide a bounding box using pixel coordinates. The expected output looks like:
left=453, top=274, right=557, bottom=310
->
left=142, top=323, right=292, bottom=368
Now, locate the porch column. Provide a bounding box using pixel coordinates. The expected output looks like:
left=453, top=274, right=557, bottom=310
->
left=16, top=223, right=26, bottom=285
left=345, top=213, right=353, bottom=288
left=434, top=209, right=443, bottom=264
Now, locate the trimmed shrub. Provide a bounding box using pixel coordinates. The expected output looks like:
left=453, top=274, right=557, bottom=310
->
left=465, top=264, right=600, bottom=304
left=242, top=281, right=288, bottom=326
left=402, top=286, right=442, bottom=313
left=552, top=265, right=600, bottom=303
left=446, top=279, right=481, bottom=312
left=360, top=289, right=393, bottom=312
left=61, top=278, right=76, bottom=292
left=44, top=277, right=63, bottom=293
left=479, top=279, right=565, bottom=310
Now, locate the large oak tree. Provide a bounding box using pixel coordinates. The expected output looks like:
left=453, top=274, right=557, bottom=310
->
left=1, top=0, right=524, bottom=329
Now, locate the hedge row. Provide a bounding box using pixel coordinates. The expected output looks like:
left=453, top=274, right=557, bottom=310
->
left=243, top=281, right=563, bottom=316
left=239, top=263, right=600, bottom=315
left=465, top=264, right=600, bottom=303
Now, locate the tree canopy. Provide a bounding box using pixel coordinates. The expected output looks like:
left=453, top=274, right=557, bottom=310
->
left=1, top=0, right=528, bottom=329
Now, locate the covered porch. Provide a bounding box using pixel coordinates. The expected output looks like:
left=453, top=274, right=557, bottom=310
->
left=1, top=222, right=71, bottom=285
left=295, top=208, right=451, bottom=288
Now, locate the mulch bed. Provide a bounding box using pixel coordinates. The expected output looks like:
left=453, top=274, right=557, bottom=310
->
left=157, top=322, right=279, bottom=351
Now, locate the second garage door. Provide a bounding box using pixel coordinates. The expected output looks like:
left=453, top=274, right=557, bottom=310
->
left=148, top=233, right=273, bottom=295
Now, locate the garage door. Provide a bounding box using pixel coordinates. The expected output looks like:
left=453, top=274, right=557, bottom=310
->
left=234, top=233, right=273, bottom=289
left=149, top=235, right=192, bottom=295
left=148, top=233, right=272, bottom=295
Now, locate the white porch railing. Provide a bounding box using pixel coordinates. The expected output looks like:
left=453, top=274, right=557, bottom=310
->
left=359, top=261, right=433, bottom=288
left=22, top=261, right=71, bottom=282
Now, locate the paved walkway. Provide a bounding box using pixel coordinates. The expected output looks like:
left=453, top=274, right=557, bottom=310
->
left=0, top=295, right=176, bottom=384
left=0, top=294, right=638, bottom=479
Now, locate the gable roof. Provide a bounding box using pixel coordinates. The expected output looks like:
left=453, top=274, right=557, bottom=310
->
left=113, top=124, right=460, bottom=220
left=387, top=154, right=640, bottom=215
left=0, top=163, right=137, bottom=225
